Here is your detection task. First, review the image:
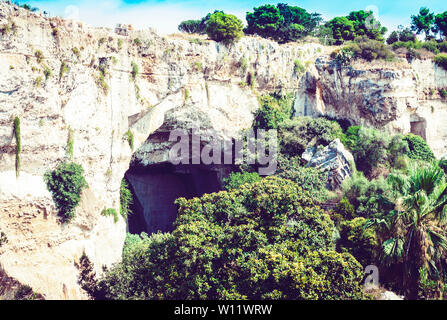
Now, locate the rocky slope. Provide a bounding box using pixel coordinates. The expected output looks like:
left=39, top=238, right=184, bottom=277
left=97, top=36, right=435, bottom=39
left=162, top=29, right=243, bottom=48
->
left=0, top=2, right=446, bottom=299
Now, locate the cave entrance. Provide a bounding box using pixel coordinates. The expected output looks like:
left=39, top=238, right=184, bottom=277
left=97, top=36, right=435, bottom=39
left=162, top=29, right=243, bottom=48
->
left=125, top=162, right=234, bottom=235
left=410, top=115, right=427, bottom=140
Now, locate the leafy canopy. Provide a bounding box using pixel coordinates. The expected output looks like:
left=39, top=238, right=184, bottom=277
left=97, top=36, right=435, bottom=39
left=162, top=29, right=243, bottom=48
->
left=325, top=10, right=387, bottom=45
left=205, top=12, right=244, bottom=44
left=245, top=3, right=322, bottom=43
left=96, top=177, right=365, bottom=300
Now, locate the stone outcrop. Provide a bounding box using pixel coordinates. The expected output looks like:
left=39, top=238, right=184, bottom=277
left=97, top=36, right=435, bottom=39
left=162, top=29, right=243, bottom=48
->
left=0, top=1, right=446, bottom=299
left=296, top=57, right=447, bottom=158
left=302, top=139, right=355, bottom=190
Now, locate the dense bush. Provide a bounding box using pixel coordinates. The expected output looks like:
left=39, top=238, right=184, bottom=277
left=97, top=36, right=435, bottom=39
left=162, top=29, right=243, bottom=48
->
left=223, top=172, right=261, bottom=191
left=276, top=155, right=329, bottom=202
left=434, top=53, right=447, bottom=71
left=96, top=177, right=365, bottom=300
left=342, top=172, right=393, bottom=219
left=342, top=126, right=408, bottom=175
left=253, top=95, right=292, bottom=130
left=338, top=217, right=379, bottom=267
left=278, top=117, right=344, bottom=158
left=404, top=133, right=435, bottom=162
left=343, top=38, right=395, bottom=61
left=205, top=12, right=243, bottom=45
left=44, top=162, right=88, bottom=222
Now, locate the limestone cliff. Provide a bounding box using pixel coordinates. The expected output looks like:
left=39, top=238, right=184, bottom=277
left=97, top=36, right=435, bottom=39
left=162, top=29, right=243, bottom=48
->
left=0, top=2, right=446, bottom=299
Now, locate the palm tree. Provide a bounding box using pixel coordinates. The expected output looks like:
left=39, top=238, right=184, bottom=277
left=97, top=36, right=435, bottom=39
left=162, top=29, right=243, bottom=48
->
left=374, top=163, right=447, bottom=299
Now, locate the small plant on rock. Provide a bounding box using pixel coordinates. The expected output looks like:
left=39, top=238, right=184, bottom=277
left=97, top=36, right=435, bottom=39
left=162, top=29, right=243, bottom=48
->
left=44, top=161, right=88, bottom=222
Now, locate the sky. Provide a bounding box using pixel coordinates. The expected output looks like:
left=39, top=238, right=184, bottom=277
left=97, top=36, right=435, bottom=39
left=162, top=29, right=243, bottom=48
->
left=23, top=0, right=447, bottom=35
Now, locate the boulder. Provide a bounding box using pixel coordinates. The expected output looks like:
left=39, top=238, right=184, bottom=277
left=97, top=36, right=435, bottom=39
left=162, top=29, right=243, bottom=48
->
left=302, top=139, right=354, bottom=190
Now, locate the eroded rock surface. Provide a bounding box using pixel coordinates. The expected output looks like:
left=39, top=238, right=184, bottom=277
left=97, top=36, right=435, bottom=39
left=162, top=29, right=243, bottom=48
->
left=0, top=1, right=446, bottom=299
left=303, top=139, right=355, bottom=190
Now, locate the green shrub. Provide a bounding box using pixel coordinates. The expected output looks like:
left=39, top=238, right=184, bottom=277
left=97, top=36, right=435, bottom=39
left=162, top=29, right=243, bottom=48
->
left=13, top=117, right=21, bottom=177
left=440, top=88, right=447, bottom=98
left=96, top=177, right=365, bottom=300
left=59, top=61, right=69, bottom=80
left=205, top=12, right=244, bottom=45
left=332, top=47, right=355, bottom=66
left=338, top=217, right=379, bottom=267
left=66, top=127, right=74, bottom=159
left=117, top=39, right=123, bottom=50
left=130, top=62, right=139, bottom=81
left=344, top=38, right=395, bottom=61
left=239, top=57, right=248, bottom=73
left=294, top=59, right=305, bottom=74
left=254, top=95, right=292, bottom=130
left=434, top=53, right=447, bottom=71
left=72, top=47, right=80, bottom=60
left=120, top=178, right=133, bottom=220
left=223, top=171, right=261, bottom=191
left=404, top=133, right=435, bottom=162
left=101, top=208, right=119, bottom=223
left=96, top=62, right=109, bottom=94
left=34, top=50, right=44, bottom=64
left=43, top=65, right=52, bottom=80
left=124, top=130, right=134, bottom=150
left=276, top=155, right=329, bottom=202
left=343, top=126, right=408, bottom=175
left=342, top=172, right=392, bottom=218
left=133, top=38, right=142, bottom=46
left=44, top=162, right=88, bottom=222
left=76, top=252, right=98, bottom=299
left=35, top=76, right=42, bottom=88
left=334, top=197, right=355, bottom=221
left=278, top=117, right=344, bottom=158
left=188, top=38, right=205, bottom=45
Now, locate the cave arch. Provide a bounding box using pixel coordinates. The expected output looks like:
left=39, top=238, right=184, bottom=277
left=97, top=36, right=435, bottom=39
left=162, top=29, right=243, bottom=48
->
left=124, top=127, right=236, bottom=235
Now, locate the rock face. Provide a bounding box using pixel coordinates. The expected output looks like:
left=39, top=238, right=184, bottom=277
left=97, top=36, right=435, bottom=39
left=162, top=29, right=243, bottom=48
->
left=303, top=139, right=355, bottom=190
left=296, top=57, right=447, bottom=158
left=0, top=2, right=446, bottom=299
left=0, top=3, right=319, bottom=298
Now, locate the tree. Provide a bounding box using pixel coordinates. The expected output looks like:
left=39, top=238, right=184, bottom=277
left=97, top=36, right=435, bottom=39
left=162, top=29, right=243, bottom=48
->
left=325, top=11, right=387, bottom=45
left=96, top=177, right=366, bottom=300
left=377, top=163, right=447, bottom=299
left=245, top=4, right=284, bottom=38
left=178, top=10, right=225, bottom=35
left=245, top=3, right=322, bottom=43
left=178, top=20, right=202, bottom=34
left=411, top=7, right=435, bottom=40
left=325, top=17, right=355, bottom=44
left=205, top=12, right=244, bottom=45
left=387, top=26, right=416, bottom=44
left=434, top=12, right=447, bottom=39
